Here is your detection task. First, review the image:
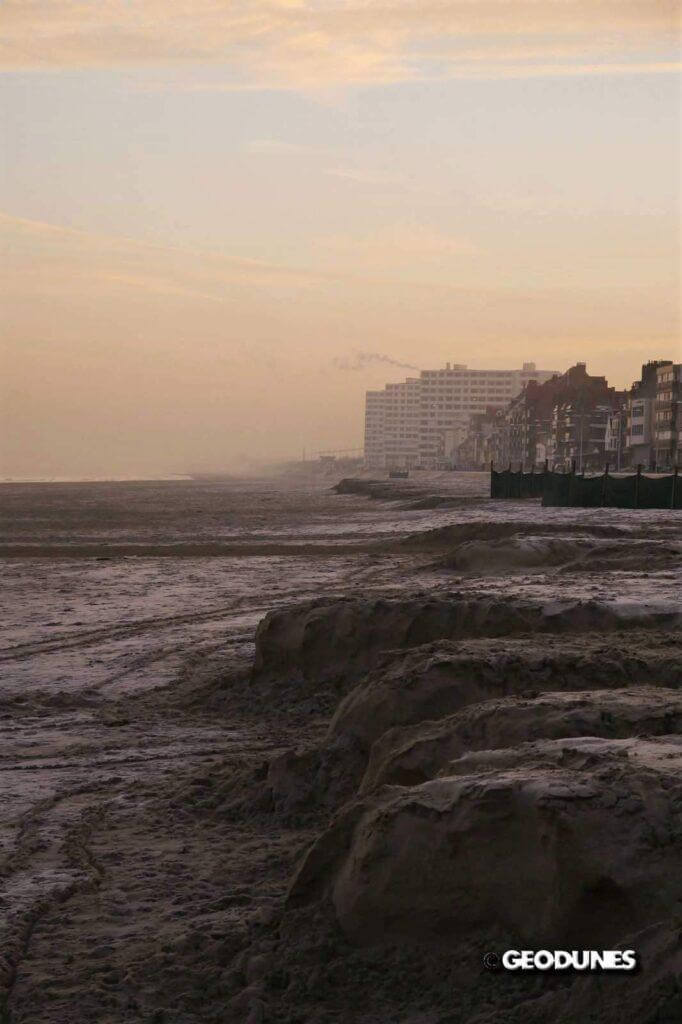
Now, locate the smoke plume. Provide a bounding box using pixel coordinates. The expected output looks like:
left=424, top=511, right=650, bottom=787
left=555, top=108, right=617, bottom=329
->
left=333, top=351, right=419, bottom=372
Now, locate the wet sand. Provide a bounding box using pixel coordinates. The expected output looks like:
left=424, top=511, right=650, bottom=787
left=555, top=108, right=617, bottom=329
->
left=1, top=473, right=680, bottom=1023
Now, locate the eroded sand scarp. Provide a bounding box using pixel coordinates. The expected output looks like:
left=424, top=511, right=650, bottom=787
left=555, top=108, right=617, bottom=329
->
left=293, top=735, right=682, bottom=944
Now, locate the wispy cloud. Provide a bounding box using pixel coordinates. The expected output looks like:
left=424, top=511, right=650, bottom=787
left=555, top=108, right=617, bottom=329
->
left=0, top=1, right=678, bottom=85
left=324, top=167, right=411, bottom=187
left=0, top=210, right=476, bottom=302
left=318, top=224, right=481, bottom=271
left=0, top=210, right=328, bottom=298
left=242, top=139, right=312, bottom=155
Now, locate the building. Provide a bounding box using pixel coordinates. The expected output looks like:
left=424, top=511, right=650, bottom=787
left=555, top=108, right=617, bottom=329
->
left=604, top=409, right=627, bottom=469
left=476, top=362, right=619, bottom=471
left=502, top=377, right=559, bottom=468
left=380, top=377, right=422, bottom=470
left=549, top=365, right=624, bottom=472
left=552, top=400, right=620, bottom=472
left=653, top=362, right=681, bottom=469
left=363, top=390, right=386, bottom=469
left=625, top=361, right=669, bottom=469
left=456, top=407, right=504, bottom=469
left=363, top=361, right=559, bottom=469
left=447, top=358, right=676, bottom=475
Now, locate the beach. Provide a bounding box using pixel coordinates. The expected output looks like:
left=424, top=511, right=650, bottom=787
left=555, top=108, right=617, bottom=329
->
left=1, top=472, right=681, bottom=1023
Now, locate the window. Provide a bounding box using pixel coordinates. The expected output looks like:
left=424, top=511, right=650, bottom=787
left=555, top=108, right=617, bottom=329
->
left=631, top=424, right=644, bottom=436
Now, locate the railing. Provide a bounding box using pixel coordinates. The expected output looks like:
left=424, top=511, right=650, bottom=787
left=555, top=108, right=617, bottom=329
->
left=490, top=462, right=681, bottom=509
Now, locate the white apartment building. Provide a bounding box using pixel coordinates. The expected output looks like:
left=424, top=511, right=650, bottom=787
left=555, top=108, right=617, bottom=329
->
left=364, top=361, right=560, bottom=469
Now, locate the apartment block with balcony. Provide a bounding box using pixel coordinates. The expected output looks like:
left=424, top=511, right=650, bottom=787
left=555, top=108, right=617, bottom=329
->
left=503, top=377, right=558, bottom=468
left=482, top=362, right=619, bottom=471
left=447, top=358, right=675, bottom=476
left=363, top=390, right=386, bottom=468
left=363, top=360, right=559, bottom=469
left=552, top=401, right=619, bottom=472
left=625, top=360, right=669, bottom=469
left=416, top=361, right=559, bottom=468
left=654, top=362, right=681, bottom=469
left=548, top=365, right=623, bottom=471
left=381, top=378, right=422, bottom=470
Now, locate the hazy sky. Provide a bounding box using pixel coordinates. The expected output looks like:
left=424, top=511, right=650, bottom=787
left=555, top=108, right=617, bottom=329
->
left=1, top=1, right=680, bottom=476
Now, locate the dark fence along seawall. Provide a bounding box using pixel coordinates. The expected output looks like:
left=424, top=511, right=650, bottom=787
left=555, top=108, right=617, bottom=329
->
left=490, top=465, right=681, bottom=509
left=490, top=467, right=546, bottom=499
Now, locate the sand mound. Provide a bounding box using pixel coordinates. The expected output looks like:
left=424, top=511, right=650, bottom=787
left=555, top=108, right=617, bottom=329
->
left=436, top=536, right=680, bottom=573
left=329, top=633, right=682, bottom=751
left=332, top=474, right=489, bottom=504
left=290, top=736, right=682, bottom=949
left=439, top=536, right=592, bottom=571
left=266, top=734, right=365, bottom=815
left=362, top=686, right=682, bottom=792
left=399, top=520, right=631, bottom=551
left=559, top=539, right=682, bottom=574
left=401, top=494, right=475, bottom=509
left=252, top=595, right=682, bottom=691
left=333, top=478, right=420, bottom=501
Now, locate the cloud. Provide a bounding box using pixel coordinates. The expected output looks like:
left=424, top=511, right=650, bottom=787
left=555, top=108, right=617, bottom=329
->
left=242, top=139, right=312, bottom=155
left=333, top=350, right=419, bottom=372
left=317, top=224, right=481, bottom=277
left=0, top=210, right=334, bottom=308
left=0, top=1, right=678, bottom=85
left=324, top=167, right=410, bottom=187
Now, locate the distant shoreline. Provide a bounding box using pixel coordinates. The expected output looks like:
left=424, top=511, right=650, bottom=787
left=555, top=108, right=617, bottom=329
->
left=0, top=475, right=193, bottom=485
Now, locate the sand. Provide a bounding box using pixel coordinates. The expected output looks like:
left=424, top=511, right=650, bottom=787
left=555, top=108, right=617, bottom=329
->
left=1, top=472, right=681, bottom=1023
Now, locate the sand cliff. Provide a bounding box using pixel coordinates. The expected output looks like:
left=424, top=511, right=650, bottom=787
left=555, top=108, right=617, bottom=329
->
left=235, top=580, right=682, bottom=1022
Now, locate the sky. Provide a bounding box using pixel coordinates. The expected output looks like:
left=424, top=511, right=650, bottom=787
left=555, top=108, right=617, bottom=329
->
left=1, top=0, right=680, bottom=477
